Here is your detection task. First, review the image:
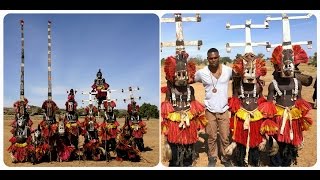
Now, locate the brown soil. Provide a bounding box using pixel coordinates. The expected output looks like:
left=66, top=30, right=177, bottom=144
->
left=3, top=116, right=159, bottom=167
left=161, top=62, right=317, bottom=167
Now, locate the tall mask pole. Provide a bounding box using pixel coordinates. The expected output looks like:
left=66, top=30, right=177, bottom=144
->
left=48, top=20, right=52, bottom=100
left=20, top=20, right=25, bottom=101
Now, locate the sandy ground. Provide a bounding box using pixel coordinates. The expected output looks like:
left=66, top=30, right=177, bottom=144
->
left=161, top=62, right=317, bottom=167
left=2, top=62, right=317, bottom=168
left=3, top=116, right=160, bottom=167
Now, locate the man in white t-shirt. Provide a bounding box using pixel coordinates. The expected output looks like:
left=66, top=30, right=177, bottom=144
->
left=190, top=48, right=233, bottom=167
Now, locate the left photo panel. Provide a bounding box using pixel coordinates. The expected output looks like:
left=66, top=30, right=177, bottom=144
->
left=3, top=13, right=160, bottom=167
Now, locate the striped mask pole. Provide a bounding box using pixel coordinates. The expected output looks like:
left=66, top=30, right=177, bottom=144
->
left=225, top=19, right=270, bottom=54
left=121, top=86, right=141, bottom=111
left=161, top=13, right=202, bottom=55
left=48, top=20, right=52, bottom=101
left=266, top=13, right=312, bottom=50
left=20, top=20, right=25, bottom=102
left=161, top=14, right=202, bottom=88
left=46, top=20, right=55, bottom=163
left=266, top=14, right=313, bottom=79
left=43, top=20, right=58, bottom=121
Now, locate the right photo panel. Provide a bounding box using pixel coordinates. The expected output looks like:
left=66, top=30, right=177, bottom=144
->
left=160, top=13, right=317, bottom=167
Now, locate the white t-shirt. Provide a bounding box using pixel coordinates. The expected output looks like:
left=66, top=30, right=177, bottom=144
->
left=195, top=64, right=233, bottom=113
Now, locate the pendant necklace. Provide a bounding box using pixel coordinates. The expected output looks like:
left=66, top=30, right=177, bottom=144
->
left=212, top=86, right=217, bottom=93
left=210, top=67, right=220, bottom=93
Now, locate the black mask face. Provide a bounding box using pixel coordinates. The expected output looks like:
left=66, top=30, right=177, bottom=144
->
left=67, top=101, right=74, bottom=112
left=174, top=60, right=188, bottom=86
left=88, top=121, right=95, bottom=131
left=34, top=129, right=41, bottom=138
left=242, top=54, right=257, bottom=84
left=46, top=101, right=54, bottom=117
left=97, top=69, right=103, bottom=79
left=58, top=121, right=65, bottom=135
left=107, top=106, right=113, bottom=112
left=18, top=101, right=27, bottom=116
left=281, top=49, right=295, bottom=78
left=97, top=73, right=102, bottom=79
left=17, top=116, right=26, bottom=127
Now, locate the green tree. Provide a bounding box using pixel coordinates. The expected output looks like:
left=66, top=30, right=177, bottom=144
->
left=189, top=55, right=204, bottom=65
left=195, top=55, right=204, bottom=65
left=220, top=56, right=232, bottom=64
left=30, top=105, right=42, bottom=115
left=77, top=107, right=85, bottom=116
left=309, top=52, right=317, bottom=67
left=203, top=59, right=208, bottom=65
left=116, top=109, right=128, bottom=118
left=139, top=103, right=159, bottom=119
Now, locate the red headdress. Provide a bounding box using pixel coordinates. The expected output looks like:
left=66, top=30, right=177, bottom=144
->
left=164, top=56, right=176, bottom=83
left=13, top=98, right=29, bottom=113
left=68, top=95, right=74, bottom=101
left=271, top=45, right=308, bottom=66
left=232, top=56, right=267, bottom=78
left=85, top=104, right=98, bottom=115
left=103, top=100, right=116, bottom=109
left=127, top=101, right=139, bottom=114
left=163, top=51, right=196, bottom=84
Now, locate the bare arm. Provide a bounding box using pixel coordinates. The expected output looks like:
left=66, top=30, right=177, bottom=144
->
left=189, top=70, right=201, bottom=84
left=297, top=79, right=302, bottom=99
left=190, top=86, right=196, bottom=101
left=258, top=79, right=265, bottom=97
left=231, top=65, right=242, bottom=96
left=232, top=76, right=241, bottom=97
left=231, top=70, right=238, bottom=81
left=165, top=81, right=172, bottom=101
left=165, top=87, right=171, bottom=101
left=267, top=82, right=275, bottom=101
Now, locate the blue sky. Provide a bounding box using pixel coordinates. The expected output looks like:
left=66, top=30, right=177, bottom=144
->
left=161, top=13, right=317, bottom=60
left=2, top=13, right=318, bottom=110
left=3, top=14, right=160, bottom=110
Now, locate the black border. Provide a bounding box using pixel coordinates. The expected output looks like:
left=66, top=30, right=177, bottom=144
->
left=1, top=0, right=319, bottom=10
left=1, top=170, right=319, bottom=178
